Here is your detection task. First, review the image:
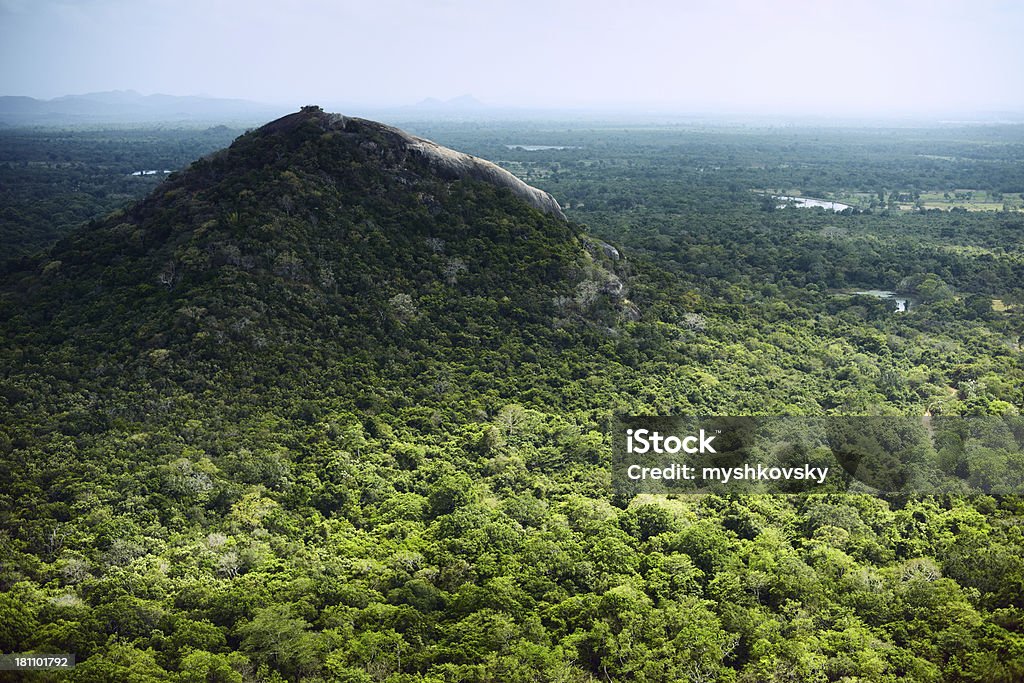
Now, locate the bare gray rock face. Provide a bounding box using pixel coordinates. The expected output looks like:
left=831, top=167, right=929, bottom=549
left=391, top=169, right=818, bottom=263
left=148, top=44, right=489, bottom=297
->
left=260, top=106, right=566, bottom=220
left=597, top=241, right=620, bottom=261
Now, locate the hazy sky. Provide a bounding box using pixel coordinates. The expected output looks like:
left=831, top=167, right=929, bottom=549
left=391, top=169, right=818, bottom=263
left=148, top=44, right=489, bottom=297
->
left=2, top=0, right=1022, bottom=115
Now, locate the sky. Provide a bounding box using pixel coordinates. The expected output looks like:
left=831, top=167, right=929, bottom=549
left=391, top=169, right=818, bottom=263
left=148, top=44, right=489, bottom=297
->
left=1, top=0, right=1022, bottom=116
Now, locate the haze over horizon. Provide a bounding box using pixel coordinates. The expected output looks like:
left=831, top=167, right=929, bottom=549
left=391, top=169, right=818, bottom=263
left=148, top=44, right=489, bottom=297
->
left=1, top=0, right=1023, bottom=118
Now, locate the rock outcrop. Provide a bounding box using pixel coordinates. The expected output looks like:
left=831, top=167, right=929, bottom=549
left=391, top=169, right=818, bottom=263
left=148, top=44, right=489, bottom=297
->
left=260, top=106, right=566, bottom=220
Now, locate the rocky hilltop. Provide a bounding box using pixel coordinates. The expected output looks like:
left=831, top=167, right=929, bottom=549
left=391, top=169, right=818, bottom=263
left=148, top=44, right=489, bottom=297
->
left=261, top=106, right=566, bottom=219
left=5, top=105, right=627, bottom=359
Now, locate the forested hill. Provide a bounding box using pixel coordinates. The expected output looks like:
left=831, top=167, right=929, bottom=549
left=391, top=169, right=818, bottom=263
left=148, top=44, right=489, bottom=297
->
left=0, top=107, right=640, bottom=679
left=1, top=105, right=629, bottom=392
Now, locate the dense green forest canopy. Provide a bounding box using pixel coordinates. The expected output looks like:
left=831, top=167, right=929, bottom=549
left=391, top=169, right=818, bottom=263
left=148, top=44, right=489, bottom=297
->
left=1, top=113, right=1023, bottom=681
left=0, top=126, right=242, bottom=260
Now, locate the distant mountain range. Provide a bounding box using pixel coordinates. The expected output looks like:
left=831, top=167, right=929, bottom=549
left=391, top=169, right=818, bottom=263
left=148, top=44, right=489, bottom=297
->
left=4, top=90, right=1022, bottom=127
left=0, top=91, right=503, bottom=126
left=0, top=90, right=290, bottom=125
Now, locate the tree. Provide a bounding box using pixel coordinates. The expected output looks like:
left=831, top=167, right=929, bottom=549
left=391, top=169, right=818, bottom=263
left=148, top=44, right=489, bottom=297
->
left=237, top=605, right=322, bottom=679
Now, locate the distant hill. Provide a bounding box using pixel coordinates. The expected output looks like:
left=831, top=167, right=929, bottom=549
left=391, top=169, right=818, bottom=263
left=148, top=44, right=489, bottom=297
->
left=0, top=90, right=289, bottom=125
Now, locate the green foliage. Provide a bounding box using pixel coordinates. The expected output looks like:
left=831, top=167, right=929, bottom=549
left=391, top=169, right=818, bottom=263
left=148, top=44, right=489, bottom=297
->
left=1, top=111, right=1023, bottom=680
left=0, top=126, right=240, bottom=261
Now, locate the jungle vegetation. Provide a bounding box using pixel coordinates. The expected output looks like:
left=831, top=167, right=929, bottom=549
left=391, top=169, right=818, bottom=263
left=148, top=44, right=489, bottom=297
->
left=1, top=112, right=1022, bottom=681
